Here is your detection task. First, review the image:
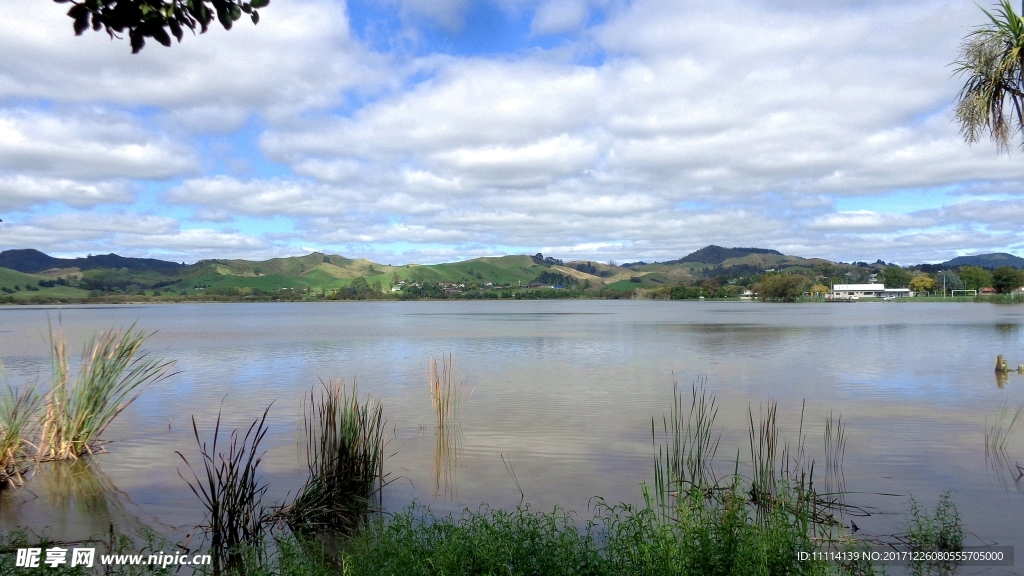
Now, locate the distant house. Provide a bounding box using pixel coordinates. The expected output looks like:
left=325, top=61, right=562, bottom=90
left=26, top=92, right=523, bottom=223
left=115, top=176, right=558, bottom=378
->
left=832, top=283, right=912, bottom=299
left=980, top=287, right=997, bottom=295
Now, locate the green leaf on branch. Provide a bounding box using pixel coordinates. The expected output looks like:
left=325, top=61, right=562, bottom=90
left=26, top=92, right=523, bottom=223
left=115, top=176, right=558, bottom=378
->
left=57, top=0, right=264, bottom=52
left=152, top=26, right=171, bottom=46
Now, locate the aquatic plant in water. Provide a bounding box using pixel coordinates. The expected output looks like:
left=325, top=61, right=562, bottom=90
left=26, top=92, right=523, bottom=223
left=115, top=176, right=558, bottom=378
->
left=40, top=324, right=174, bottom=460
left=985, top=401, right=1024, bottom=491
left=281, top=379, right=387, bottom=536
left=649, top=379, right=857, bottom=555
left=429, top=354, right=471, bottom=499
left=904, top=492, right=963, bottom=576
left=0, top=379, right=42, bottom=489
left=177, top=406, right=271, bottom=573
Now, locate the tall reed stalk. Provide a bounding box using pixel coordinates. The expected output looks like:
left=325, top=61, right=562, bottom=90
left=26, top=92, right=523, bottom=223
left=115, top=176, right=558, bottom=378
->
left=178, top=406, right=271, bottom=573
left=824, top=410, right=847, bottom=498
left=429, top=355, right=470, bottom=500
left=650, top=380, right=852, bottom=546
left=986, top=401, right=1022, bottom=456
left=651, top=378, right=720, bottom=523
left=282, top=379, right=387, bottom=536
left=0, top=380, right=42, bottom=489
left=985, top=401, right=1023, bottom=491
left=41, top=324, right=174, bottom=460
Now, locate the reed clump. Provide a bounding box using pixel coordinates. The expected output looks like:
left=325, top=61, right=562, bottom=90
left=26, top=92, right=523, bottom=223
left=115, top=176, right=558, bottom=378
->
left=428, top=355, right=471, bottom=499
left=1, top=326, right=170, bottom=489
left=0, top=381, right=42, bottom=489
left=40, top=324, right=174, bottom=460
left=280, top=379, right=387, bottom=536
left=649, top=380, right=857, bottom=561
left=178, top=406, right=272, bottom=573
left=177, top=376, right=968, bottom=576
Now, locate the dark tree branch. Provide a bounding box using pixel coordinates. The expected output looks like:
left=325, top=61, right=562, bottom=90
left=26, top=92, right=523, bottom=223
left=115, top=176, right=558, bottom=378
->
left=56, top=0, right=268, bottom=53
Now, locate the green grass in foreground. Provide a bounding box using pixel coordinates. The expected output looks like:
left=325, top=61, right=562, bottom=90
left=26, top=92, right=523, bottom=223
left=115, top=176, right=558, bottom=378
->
left=205, top=497, right=888, bottom=576
left=1, top=493, right=966, bottom=576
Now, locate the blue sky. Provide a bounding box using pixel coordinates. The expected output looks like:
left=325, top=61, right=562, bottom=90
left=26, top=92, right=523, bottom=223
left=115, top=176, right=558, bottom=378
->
left=2, top=0, right=1024, bottom=265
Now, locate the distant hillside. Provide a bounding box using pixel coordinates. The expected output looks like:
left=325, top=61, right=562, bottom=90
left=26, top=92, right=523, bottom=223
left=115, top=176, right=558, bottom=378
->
left=942, top=253, right=1024, bottom=269
left=663, top=245, right=784, bottom=265
left=0, top=249, right=185, bottom=274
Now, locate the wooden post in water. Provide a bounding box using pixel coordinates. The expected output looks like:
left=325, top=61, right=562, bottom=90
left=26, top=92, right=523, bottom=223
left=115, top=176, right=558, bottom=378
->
left=996, top=354, right=1009, bottom=372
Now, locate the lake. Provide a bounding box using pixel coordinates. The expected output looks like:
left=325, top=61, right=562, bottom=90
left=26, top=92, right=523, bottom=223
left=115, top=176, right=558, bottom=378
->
left=2, top=300, right=1023, bottom=570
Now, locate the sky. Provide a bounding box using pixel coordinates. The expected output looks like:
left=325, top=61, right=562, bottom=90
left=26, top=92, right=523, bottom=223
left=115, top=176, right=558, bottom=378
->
left=2, top=0, right=1024, bottom=265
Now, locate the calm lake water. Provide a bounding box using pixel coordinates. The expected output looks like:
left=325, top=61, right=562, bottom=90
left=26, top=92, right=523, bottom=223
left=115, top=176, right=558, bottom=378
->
left=2, top=300, right=1023, bottom=569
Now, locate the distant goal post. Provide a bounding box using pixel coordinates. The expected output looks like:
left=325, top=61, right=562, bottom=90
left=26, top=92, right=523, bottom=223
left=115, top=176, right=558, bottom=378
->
left=951, top=289, right=977, bottom=297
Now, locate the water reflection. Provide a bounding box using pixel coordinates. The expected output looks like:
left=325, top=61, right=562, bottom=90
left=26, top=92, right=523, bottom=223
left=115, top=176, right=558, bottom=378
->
left=3, top=301, right=1024, bottom=561
left=429, top=356, right=468, bottom=500
left=995, top=323, right=1020, bottom=334
left=0, top=459, right=142, bottom=540
left=985, top=403, right=1024, bottom=494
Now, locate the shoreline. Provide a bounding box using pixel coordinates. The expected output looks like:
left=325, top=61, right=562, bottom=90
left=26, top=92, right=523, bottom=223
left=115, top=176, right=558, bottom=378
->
left=0, top=295, right=1015, bottom=306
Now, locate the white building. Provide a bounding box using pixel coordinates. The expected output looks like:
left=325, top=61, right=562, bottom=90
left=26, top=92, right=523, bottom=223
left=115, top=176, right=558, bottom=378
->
left=831, top=284, right=912, bottom=299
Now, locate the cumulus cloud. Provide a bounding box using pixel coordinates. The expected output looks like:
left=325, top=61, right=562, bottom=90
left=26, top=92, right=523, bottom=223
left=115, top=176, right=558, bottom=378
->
left=808, top=210, right=936, bottom=232
left=0, top=109, right=197, bottom=180
left=244, top=0, right=1024, bottom=263
left=0, top=0, right=390, bottom=123
left=165, top=177, right=366, bottom=217
left=936, top=199, right=1024, bottom=229
left=531, top=0, right=590, bottom=35
left=3, top=0, right=1024, bottom=264
left=0, top=176, right=133, bottom=210
left=0, top=213, right=273, bottom=262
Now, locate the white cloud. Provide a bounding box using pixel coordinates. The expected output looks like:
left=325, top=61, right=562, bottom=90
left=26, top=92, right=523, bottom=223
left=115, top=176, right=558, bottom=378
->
left=0, top=109, right=197, bottom=180
left=0, top=176, right=133, bottom=210
left=262, top=59, right=603, bottom=161
left=0, top=213, right=274, bottom=262
left=117, top=228, right=269, bottom=252
left=0, top=0, right=390, bottom=123
left=936, top=199, right=1024, bottom=229
left=531, top=0, right=589, bottom=35
left=28, top=212, right=179, bottom=236
left=390, top=0, right=470, bottom=32
left=4, top=0, right=1024, bottom=264
left=809, top=210, right=936, bottom=232
left=165, top=176, right=366, bottom=217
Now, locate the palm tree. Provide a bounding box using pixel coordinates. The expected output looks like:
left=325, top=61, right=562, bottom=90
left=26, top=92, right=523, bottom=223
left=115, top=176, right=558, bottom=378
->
left=954, top=0, right=1024, bottom=152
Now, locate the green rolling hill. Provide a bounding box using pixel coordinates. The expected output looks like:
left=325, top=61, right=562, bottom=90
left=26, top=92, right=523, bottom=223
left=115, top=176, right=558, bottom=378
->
left=0, top=267, right=90, bottom=301
left=4, top=244, right=1019, bottom=303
